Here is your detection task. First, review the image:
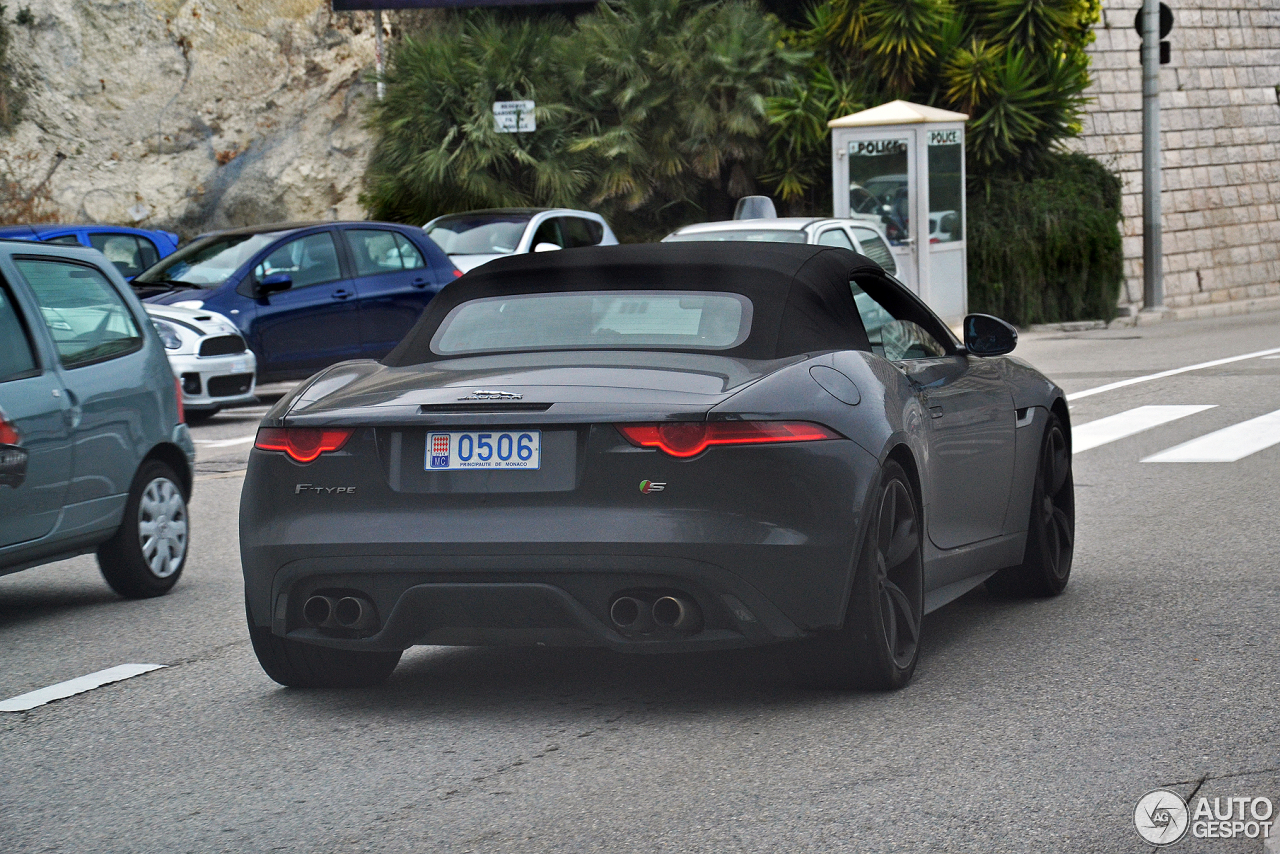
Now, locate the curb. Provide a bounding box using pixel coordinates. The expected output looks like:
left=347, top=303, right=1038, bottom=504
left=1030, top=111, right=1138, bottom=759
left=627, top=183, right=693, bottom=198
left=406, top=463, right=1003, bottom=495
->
left=1027, top=293, right=1280, bottom=333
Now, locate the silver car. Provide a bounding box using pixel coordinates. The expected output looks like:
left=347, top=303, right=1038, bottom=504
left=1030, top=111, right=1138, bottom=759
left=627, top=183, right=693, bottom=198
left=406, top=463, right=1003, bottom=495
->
left=424, top=208, right=619, bottom=273
left=663, top=217, right=898, bottom=276
left=146, top=304, right=257, bottom=421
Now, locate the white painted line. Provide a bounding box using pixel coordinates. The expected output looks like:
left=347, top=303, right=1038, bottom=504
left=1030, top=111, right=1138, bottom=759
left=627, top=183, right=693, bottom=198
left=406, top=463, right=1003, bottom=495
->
left=0, top=664, right=166, bottom=712
left=1264, top=355, right=1280, bottom=360
left=1072, top=405, right=1217, bottom=452
left=1066, top=346, right=1280, bottom=401
left=193, top=435, right=256, bottom=448
left=1142, top=408, right=1280, bottom=463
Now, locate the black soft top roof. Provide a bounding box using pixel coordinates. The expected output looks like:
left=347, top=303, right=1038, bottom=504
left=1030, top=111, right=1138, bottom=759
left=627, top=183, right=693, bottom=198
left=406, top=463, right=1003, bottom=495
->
left=385, top=242, right=886, bottom=365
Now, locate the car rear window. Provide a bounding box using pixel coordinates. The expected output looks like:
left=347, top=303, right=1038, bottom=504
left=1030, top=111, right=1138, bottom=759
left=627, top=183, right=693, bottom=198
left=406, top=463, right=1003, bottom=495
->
left=665, top=229, right=808, bottom=244
left=425, top=214, right=532, bottom=255
left=430, top=291, right=752, bottom=355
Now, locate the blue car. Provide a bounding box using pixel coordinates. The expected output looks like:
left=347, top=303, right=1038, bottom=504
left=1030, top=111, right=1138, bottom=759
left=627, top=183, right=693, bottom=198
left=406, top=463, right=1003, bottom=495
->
left=134, top=222, right=461, bottom=384
left=0, top=238, right=194, bottom=597
left=0, top=224, right=180, bottom=281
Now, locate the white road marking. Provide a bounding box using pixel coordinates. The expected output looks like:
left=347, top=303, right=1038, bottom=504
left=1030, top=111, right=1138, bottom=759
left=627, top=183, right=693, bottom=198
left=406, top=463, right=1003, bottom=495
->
left=1142, top=408, right=1280, bottom=463
left=193, top=435, right=256, bottom=448
left=1264, top=355, right=1280, bottom=360
left=0, top=664, right=166, bottom=712
left=1066, top=346, right=1280, bottom=401
left=1072, top=405, right=1217, bottom=452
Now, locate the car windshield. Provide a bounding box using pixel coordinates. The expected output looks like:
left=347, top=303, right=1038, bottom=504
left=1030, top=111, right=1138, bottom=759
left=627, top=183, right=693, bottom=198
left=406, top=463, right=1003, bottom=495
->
left=431, top=290, right=752, bottom=355
left=134, top=233, right=283, bottom=288
left=665, top=229, right=808, bottom=244
left=425, top=214, right=532, bottom=255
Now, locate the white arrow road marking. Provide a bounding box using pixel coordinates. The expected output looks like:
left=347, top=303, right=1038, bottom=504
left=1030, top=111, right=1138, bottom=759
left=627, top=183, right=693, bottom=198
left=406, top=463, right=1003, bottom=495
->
left=1142, top=409, right=1280, bottom=463
left=193, top=435, right=256, bottom=448
left=1066, top=346, right=1280, bottom=401
left=1072, top=405, right=1218, bottom=452
left=0, top=664, right=166, bottom=712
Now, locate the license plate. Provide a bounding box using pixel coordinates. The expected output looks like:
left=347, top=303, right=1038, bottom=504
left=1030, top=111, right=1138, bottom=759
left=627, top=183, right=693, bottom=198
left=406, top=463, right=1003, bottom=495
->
left=425, top=430, right=541, bottom=470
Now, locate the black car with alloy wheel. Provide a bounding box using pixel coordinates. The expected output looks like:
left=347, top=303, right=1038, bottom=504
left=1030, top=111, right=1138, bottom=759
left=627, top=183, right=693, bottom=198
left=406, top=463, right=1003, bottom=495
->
left=0, top=240, right=194, bottom=598
left=239, top=243, right=1074, bottom=690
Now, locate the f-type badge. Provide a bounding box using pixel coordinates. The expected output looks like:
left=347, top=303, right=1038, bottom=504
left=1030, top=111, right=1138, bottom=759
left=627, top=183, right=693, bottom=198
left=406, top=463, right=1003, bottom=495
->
left=458, top=390, right=524, bottom=401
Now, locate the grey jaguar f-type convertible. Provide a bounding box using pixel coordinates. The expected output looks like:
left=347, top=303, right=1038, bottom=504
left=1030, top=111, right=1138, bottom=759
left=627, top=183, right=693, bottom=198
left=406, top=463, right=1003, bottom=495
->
left=240, top=243, right=1074, bottom=690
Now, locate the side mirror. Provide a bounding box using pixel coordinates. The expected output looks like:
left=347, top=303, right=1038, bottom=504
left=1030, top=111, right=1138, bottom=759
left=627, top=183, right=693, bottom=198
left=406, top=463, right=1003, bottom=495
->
left=533, top=242, right=561, bottom=253
left=964, top=313, right=1018, bottom=357
left=258, top=272, right=293, bottom=294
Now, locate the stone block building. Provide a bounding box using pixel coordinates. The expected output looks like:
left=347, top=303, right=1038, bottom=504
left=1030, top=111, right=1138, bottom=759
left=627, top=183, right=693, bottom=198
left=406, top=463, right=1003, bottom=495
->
left=1073, top=0, right=1280, bottom=313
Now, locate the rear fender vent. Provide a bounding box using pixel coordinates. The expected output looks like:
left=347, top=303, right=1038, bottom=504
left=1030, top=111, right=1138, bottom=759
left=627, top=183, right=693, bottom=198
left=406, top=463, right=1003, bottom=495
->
left=418, top=402, right=553, bottom=414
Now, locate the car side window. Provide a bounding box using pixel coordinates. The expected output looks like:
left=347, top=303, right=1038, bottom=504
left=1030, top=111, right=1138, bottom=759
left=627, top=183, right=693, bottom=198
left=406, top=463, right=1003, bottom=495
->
left=559, top=217, right=602, bottom=248
left=0, top=280, right=39, bottom=382
left=253, top=233, right=342, bottom=289
left=44, top=235, right=83, bottom=246
left=817, top=228, right=856, bottom=250
left=851, top=227, right=896, bottom=276
left=394, top=233, right=426, bottom=269
left=348, top=229, right=403, bottom=276
left=530, top=219, right=564, bottom=249
left=850, top=279, right=948, bottom=362
left=15, top=258, right=143, bottom=369
left=89, top=233, right=160, bottom=279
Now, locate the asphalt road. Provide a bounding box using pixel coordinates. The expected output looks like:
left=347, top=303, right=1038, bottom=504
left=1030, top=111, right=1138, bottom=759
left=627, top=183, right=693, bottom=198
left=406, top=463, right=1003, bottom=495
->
left=2, top=311, right=1278, bottom=853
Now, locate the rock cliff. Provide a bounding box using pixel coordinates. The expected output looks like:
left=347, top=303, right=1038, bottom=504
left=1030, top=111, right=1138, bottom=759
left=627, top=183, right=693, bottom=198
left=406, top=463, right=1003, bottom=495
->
left=7, top=0, right=379, bottom=236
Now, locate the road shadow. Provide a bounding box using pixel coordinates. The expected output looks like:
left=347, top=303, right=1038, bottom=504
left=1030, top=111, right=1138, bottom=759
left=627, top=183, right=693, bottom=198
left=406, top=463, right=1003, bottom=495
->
left=0, top=583, right=121, bottom=630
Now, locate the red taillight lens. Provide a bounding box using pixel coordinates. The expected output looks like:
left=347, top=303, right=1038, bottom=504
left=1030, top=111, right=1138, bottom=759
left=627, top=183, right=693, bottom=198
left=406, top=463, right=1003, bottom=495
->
left=0, top=416, right=19, bottom=446
left=174, top=376, right=185, bottom=424
left=615, top=421, right=840, bottom=458
left=254, top=427, right=354, bottom=463
left=452, top=268, right=463, bottom=278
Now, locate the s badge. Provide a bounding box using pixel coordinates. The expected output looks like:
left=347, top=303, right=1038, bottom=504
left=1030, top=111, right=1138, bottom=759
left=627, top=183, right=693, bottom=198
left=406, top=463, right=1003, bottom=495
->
left=639, top=480, right=666, bottom=494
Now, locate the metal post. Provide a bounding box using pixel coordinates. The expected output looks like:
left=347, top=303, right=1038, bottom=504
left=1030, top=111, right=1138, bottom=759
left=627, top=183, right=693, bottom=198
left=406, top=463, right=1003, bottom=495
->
left=374, top=9, right=385, bottom=101
left=1141, top=0, right=1163, bottom=311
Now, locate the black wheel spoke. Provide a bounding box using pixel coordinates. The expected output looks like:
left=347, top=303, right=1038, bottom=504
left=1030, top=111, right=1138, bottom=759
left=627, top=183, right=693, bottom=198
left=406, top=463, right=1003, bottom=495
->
left=884, top=516, right=918, bottom=569
left=1052, top=507, right=1074, bottom=550
left=1047, top=431, right=1069, bottom=495
left=878, top=481, right=898, bottom=553
left=882, top=579, right=919, bottom=646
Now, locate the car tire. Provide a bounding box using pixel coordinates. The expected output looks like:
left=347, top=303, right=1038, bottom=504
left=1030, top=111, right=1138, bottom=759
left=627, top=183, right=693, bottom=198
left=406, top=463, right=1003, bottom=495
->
left=788, top=460, right=923, bottom=690
left=986, top=412, right=1075, bottom=598
left=97, top=460, right=189, bottom=599
left=247, top=607, right=401, bottom=689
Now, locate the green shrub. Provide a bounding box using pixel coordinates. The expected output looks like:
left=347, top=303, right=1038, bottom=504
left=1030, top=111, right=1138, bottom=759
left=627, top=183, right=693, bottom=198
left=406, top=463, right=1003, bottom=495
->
left=967, top=152, right=1122, bottom=325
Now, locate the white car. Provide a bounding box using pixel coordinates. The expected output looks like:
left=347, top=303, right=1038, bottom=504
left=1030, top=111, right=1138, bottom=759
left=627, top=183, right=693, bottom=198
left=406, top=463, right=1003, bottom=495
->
left=662, top=217, right=898, bottom=276
left=145, top=304, right=257, bottom=421
left=424, top=208, right=619, bottom=273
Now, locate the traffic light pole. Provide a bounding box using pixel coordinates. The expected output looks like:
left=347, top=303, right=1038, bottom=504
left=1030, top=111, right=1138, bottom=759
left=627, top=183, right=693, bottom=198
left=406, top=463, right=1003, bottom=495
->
left=1141, top=0, right=1164, bottom=311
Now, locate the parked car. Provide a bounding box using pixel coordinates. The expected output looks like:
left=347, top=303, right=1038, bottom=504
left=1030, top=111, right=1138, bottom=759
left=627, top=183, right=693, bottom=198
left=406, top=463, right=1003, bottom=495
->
left=663, top=217, right=898, bottom=276
left=423, top=208, right=618, bottom=273
left=0, top=239, right=194, bottom=597
left=240, top=243, right=1072, bottom=690
left=146, top=304, right=257, bottom=421
left=0, top=224, right=180, bottom=281
left=133, top=221, right=460, bottom=384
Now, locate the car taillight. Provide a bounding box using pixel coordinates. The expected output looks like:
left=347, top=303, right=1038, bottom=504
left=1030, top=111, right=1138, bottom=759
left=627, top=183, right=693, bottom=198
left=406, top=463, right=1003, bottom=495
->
left=254, top=427, right=354, bottom=463
left=0, top=414, right=19, bottom=446
left=615, top=421, right=841, bottom=458
left=174, top=375, right=185, bottom=424
left=452, top=269, right=464, bottom=278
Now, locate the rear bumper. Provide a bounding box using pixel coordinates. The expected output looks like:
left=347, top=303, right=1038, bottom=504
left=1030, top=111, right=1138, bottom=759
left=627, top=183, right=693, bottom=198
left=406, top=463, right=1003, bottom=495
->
left=240, top=436, right=882, bottom=653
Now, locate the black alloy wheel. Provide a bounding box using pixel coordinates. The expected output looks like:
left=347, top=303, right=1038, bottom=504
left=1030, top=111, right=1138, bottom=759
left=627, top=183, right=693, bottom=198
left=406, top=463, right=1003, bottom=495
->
left=788, top=459, right=923, bottom=690
left=987, top=413, right=1075, bottom=598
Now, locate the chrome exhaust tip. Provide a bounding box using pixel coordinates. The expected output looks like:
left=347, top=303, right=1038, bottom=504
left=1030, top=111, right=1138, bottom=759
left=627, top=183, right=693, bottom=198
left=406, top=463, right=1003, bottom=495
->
left=652, top=596, right=699, bottom=632
left=334, top=596, right=378, bottom=631
left=610, top=596, right=651, bottom=631
left=303, top=595, right=336, bottom=627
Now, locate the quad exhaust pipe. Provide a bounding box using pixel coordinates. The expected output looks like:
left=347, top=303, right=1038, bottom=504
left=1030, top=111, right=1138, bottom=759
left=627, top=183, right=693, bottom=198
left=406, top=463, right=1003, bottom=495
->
left=303, top=594, right=379, bottom=632
left=609, top=594, right=701, bottom=635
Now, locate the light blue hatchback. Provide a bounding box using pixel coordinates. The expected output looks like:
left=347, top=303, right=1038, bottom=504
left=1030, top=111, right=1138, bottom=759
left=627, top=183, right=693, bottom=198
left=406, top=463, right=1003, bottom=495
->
left=0, top=239, right=195, bottom=597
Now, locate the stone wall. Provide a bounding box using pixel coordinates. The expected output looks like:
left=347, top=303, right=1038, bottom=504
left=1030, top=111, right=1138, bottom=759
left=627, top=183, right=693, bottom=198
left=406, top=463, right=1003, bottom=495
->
left=1073, top=0, right=1280, bottom=311
left=6, top=0, right=381, bottom=236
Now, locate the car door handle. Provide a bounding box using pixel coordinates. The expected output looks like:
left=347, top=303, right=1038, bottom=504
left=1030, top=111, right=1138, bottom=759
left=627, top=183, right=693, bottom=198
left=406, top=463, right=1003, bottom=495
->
left=411, top=277, right=429, bottom=289
left=331, top=289, right=352, bottom=300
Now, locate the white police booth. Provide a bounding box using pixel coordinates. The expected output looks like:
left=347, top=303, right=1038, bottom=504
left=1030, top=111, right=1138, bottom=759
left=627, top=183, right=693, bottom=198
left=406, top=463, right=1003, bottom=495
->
left=829, top=100, right=968, bottom=325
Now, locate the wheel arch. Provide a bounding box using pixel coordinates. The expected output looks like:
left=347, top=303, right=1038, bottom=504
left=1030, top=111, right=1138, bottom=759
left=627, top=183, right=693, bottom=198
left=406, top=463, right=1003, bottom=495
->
left=142, top=442, right=194, bottom=499
left=885, top=442, right=924, bottom=513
